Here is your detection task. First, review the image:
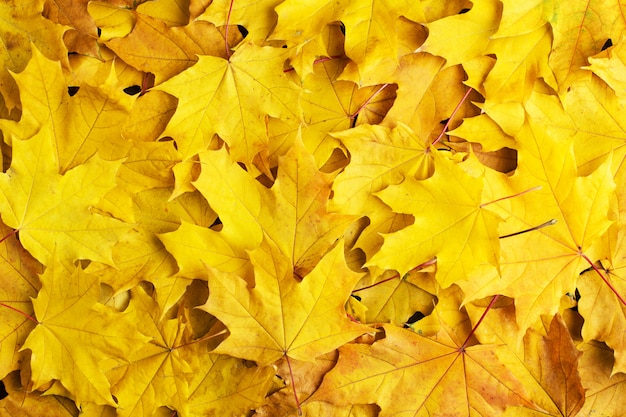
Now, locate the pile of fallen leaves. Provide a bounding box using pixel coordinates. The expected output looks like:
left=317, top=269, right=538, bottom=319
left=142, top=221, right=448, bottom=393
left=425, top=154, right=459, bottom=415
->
left=0, top=0, right=625, bottom=416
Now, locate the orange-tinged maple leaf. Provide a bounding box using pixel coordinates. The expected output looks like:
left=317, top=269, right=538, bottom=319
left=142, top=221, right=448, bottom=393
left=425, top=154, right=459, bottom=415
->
left=381, top=52, right=470, bottom=141
left=312, top=323, right=538, bottom=416
left=503, top=314, right=585, bottom=416
left=368, top=150, right=502, bottom=287
left=44, top=0, right=100, bottom=57
left=0, top=220, right=41, bottom=380
left=102, top=12, right=234, bottom=84
left=0, top=128, right=132, bottom=266
left=578, top=341, right=626, bottom=417
left=0, top=371, right=79, bottom=417
left=22, top=258, right=149, bottom=407
left=201, top=237, right=369, bottom=365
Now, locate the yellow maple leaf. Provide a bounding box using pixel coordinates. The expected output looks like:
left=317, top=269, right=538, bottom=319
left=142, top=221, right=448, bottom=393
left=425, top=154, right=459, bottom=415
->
left=0, top=0, right=68, bottom=110
left=0, top=128, right=132, bottom=266
left=201, top=237, right=369, bottom=365
left=157, top=42, right=301, bottom=175
left=108, top=286, right=274, bottom=416
left=200, top=0, right=282, bottom=43
left=368, top=150, right=502, bottom=287
left=461, top=89, right=616, bottom=336
left=189, top=137, right=353, bottom=277
left=22, top=258, right=149, bottom=406
left=419, top=0, right=500, bottom=68
left=0, top=47, right=134, bottom=173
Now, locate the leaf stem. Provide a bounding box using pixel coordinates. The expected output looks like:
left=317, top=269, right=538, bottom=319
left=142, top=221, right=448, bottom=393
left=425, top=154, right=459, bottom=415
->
left=285, top=355, right=302, bottom=415
left=224, top=0, right=235, bottom=58
left=352, top=275, right=397, bottom=293
left=431, top=87, right=473, bottom=148
left=0, top=302, right=38, bottom=324
left=499, top=219, right=557, bottom=239
left=0, top=228, right=19, bottom=246
left=581, top=252, right=626, bottom=307
left=460, top=294, right=500, bottom=351
left=349, top=83, right=389, bottom=123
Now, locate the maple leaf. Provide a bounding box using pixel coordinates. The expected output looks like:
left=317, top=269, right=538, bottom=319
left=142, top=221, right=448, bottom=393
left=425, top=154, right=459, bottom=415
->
left=585, top=36, right=626, bottom=99
left=201, top=237, right=369, bottom=365
left=298, top=56, right=396, bottom=166
left=43, top=0, right=100, bottom=57
left=97, top=8, right=236, bottom=84
left=381, top=52, right=472, bottom=142
left=578, top=266, right=626, bottom=374
left=0, top=128, right=132, bottom=266
left=2, top=1, right=626, bottom=415
left=368, top=150, right=502, bottom=287
left=0, top=0, right=68, bottom=110
left=312, top=322, right=538, bottom=416
left=505, top=314, right=585, bottom=416
left=108, top=286, right=274, bottom=417
left=199, top=0, right=282, bottom=43
left=0, top=371, right=78, bottom=417
left=0, top=46, right=134, bottom=173
left=484, top=24, right=556, bottom=105
left=460, top=88, right=616, bottom=335
left=563, top=75, right=626, bottom=175
left=0, top=220, right=41, bottom=380
left=274, top=0, right=427, bottom=85
left=418, top=0, right=501, bottom=68
left=168, top=137, right=354, bottom=278
left=578, top=341, right=626, bottom=417
left=328, top=122, right=433, bottom=274
left=157, top=42, right=301, bottom=176
left=547, top=0, right=626, bottom=92
left=352, top=271, right=436, bottom=326
left=22, top=257, right=149, bottom=406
